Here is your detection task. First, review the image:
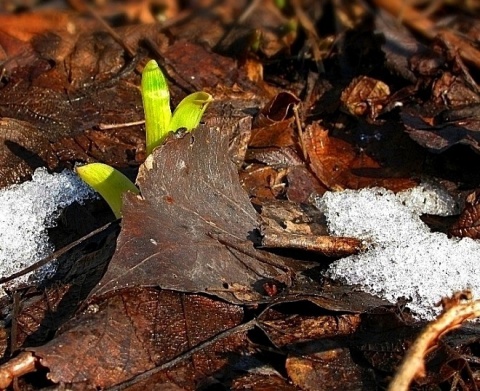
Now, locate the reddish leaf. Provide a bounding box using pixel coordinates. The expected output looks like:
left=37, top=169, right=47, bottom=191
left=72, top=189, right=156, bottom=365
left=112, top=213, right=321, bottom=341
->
left=303, top=122, right=416, bottom=191
left=286, top=348, right=375, bottom=391
left=341, top=76, right=390, bottom=121
left=450, top=192, right=480, bottom=239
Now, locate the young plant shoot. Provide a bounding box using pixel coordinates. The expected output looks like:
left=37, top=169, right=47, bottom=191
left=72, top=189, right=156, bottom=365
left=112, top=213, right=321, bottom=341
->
left=141, top=59, right=213, bottom=154
left=75, top=163, right=139, bottom=218
left=77, top=59, right=211, bottom=218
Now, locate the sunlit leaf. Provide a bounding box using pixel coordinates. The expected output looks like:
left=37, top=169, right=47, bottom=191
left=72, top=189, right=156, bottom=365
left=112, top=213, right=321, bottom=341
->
left=141, top=60, right=171, bottom=155
left=75, top=163, right=139, bottom=218
left=169, top=92, right=213, bottom=133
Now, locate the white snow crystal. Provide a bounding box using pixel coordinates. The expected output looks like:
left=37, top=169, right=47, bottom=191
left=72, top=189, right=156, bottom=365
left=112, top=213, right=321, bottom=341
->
left=0, top=168, right=94, bottom=295
left=315, top=183, right=478, bottom=320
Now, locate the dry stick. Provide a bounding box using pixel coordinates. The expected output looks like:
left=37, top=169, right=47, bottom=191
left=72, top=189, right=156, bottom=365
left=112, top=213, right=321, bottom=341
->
left=292, top=104, right=308, bottom=162
left=372, top=0, right=480, bottom=69
left=98, top=120, right=145, bottom=130
left=0, top=352, right=36, bottom=390
left=261, top=229, right=362, bottom=257
left=387, top=297, right=480, bottom=391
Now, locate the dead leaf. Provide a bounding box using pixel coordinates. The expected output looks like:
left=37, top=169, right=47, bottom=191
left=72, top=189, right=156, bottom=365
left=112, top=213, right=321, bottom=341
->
left=91, top=121, right=297, bottom=303
left=0, top=118, right=58, bottom=185
left=254, top=91, right=300, bottom=127
left=341, top=75, right=390, bottom=121
left=286, top=165, right=327, bottom=203
left=11, top=222, right=119, bottom=350
left=402, top=108, right=480, bottom=153
left=450, top=191, right=480, bottom=239
left=286, top=348, right=375, bottom=391
left=303, top=122, right=416, bottom=191
left=0, top=22, right=161, bottom=187
left=240, top=163, right=286, bottom=201
left=28, top=288, right=245, bottom=389
left=261, top=311, right=361, bottom=347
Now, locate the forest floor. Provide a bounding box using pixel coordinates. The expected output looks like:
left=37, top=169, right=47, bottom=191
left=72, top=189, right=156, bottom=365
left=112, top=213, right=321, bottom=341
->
left=0, top=0, right=480, bottom=390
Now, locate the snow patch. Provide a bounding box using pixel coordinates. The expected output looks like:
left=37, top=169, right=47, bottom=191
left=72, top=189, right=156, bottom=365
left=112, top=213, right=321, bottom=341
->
left=315, top=183, right=477, bottom=320
left=0, top=168, right=94, bottom=294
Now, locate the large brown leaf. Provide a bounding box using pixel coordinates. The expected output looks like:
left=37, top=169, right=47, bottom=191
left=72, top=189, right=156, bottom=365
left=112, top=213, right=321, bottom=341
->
left=92, top=120, right=297, bottom=303
left=30, top=288, right=245, bottom=389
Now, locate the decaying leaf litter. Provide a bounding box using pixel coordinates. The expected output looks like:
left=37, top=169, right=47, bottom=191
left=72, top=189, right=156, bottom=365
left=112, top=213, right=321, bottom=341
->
left=0, top=0, right=480, bottom=389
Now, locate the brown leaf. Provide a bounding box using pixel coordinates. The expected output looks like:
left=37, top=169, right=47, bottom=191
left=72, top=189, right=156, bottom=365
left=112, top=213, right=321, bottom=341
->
left=29, top=288, right=245, bottom=389
left=341, top=76, right=390, bottom=121
left=92, top=121, right=296, bottom=303
left=303, top=122, right=416, bottom=191
left=0, top=22, right=157, bottom=187
left=12, top=223, right=119, bottom=350
left=240, top=163, right=286, bottom=201
left=249, top=121, right=297, bottom=148
left=232, top=373, right=298, bottom=390
left=286, top=165, right=327, bottom=203
left=254, top=92, right=300, bottom=127
left=161, top=40, right=273, bottom=106
left=402, top=105, right=480, bottom=153
left=450, top=192, right=480, bottom=239
left=286, top=348, right=375, bottom=391
left=0, top=118, right=58, bottom=185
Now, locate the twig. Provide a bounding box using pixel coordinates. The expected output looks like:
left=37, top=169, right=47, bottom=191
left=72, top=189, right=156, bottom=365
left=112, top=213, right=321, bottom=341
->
left=388, top=291, right=480, bottom=391
left=293, top=104, right=307, bottom=161
left=261, top=229, right=363, bottom=257
left=98, top=120, right=145, bottom=130
left=0, top=352, right=36, bottom=389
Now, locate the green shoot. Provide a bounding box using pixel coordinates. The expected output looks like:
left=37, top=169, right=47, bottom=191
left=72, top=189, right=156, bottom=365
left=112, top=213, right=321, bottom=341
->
left=77, top=60, right=211, bottom=218
left=141, top=60, right=171, bottom=155
left=169, top=92, right=213, bottom=132
left=75, top=163, right=139, bottom=218
left=141, top=59, right=213, bottom=154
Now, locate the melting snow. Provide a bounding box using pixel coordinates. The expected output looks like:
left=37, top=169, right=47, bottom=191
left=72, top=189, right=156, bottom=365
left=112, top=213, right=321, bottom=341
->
left=315, top=182, right=479, bottom=320
left=0, top=168, right=94, bottom=294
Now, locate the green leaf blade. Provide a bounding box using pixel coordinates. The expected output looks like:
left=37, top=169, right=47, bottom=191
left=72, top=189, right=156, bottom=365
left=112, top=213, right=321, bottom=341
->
left=169, top=92, right=213, bottom=133
left=75, top=163, right=139, bottom=218
left=141, top=60, right=172, bottom=154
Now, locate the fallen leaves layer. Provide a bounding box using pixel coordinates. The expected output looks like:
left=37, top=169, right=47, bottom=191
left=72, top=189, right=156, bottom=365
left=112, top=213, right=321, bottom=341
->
left=29, top=288, right=245, bottom=389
